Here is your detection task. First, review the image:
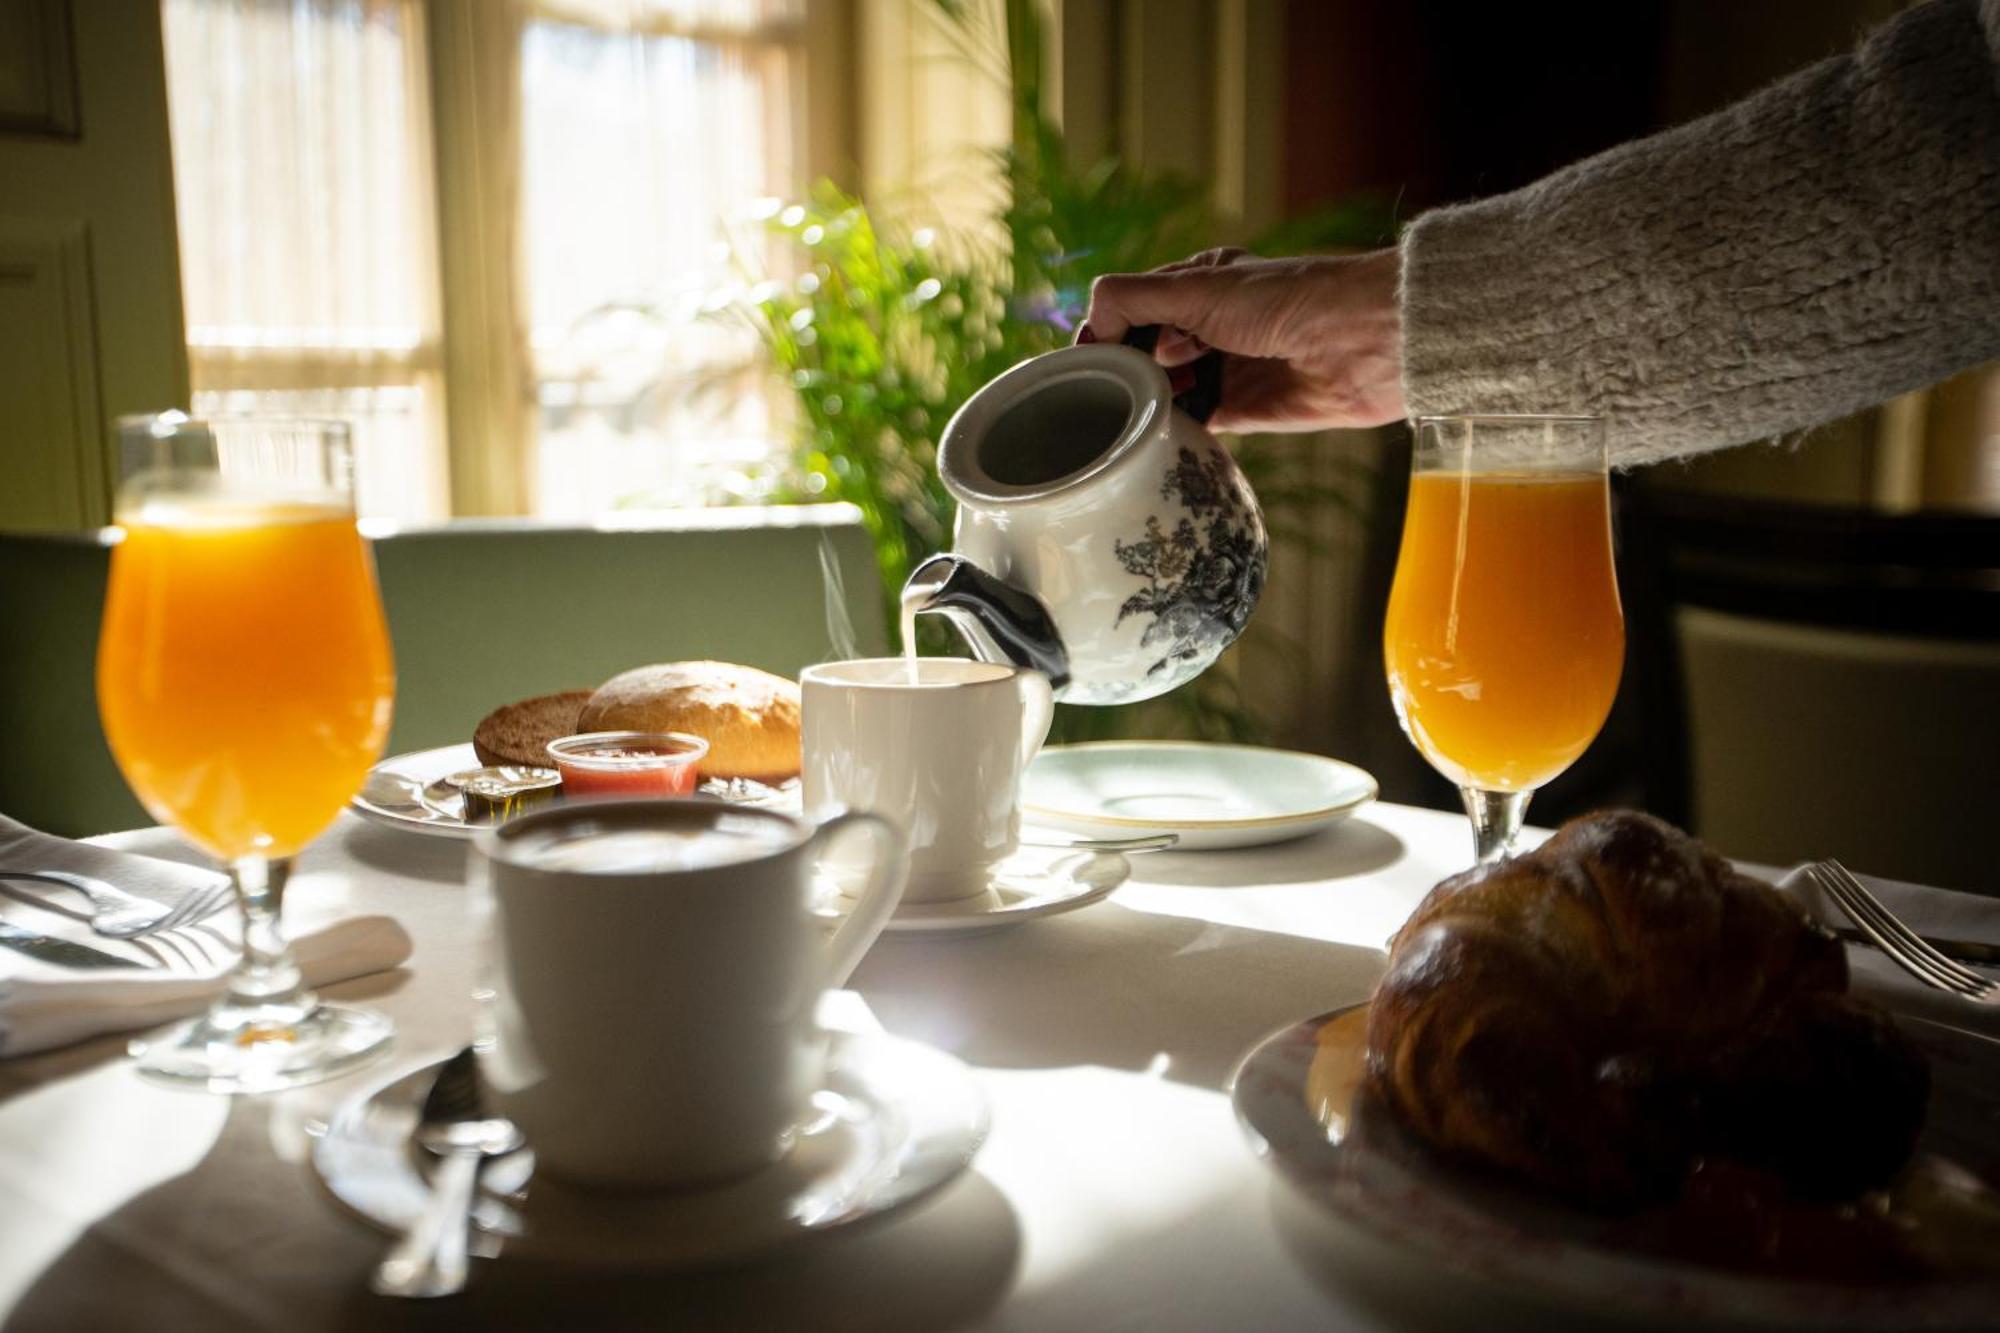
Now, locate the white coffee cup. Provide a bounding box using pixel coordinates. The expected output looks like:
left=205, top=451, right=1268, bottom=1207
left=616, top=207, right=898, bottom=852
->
left=473, top=798, right=906, bottom=1191
left=801, top=657, right=1055, bottom=903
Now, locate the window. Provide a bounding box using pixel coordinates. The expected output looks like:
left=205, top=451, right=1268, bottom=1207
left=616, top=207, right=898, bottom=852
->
left=520, top=0, right=806, bottom=515
left=161, top=0, right=818, bottom=521
left=162, top=0, right=447, bottom=523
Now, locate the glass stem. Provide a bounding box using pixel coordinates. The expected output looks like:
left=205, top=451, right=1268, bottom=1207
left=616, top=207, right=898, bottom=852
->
left=222, top=855, right=313, bottom=1017
left=1461, top=788, right=1530, bottom=865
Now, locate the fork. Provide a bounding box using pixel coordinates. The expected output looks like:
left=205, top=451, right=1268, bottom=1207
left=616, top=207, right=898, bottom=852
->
left=0, top=869, right=235, bottom=940
left=1808, top=860, right=1998, bottom=1004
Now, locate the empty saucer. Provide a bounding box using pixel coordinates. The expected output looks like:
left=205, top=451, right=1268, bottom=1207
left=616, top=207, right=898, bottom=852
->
left=1025, top=742, right=1376, bottom=851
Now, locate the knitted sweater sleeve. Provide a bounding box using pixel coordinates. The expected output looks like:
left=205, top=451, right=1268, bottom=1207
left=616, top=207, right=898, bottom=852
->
left=1399, top=0, right=2000, bottom=466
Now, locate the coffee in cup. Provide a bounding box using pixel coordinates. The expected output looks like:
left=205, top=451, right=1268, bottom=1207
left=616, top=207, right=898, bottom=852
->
left=474, top=798, right=906, bottom=1191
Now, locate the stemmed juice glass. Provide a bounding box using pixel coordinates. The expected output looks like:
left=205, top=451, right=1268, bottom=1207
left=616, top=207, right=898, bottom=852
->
left=1382, top=415, right=1624, bottom=864
left=97, top=413, right=397, bottom=1092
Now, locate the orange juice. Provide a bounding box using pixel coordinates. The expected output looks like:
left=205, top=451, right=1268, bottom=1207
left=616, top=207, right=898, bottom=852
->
left=97, top=502, right=395, bottom=860
left=1383, top=473, right=1623, bottom=792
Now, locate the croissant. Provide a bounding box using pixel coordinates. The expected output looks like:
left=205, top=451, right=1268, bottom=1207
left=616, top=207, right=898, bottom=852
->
left=1365, top=811, right=1928, bottom=1208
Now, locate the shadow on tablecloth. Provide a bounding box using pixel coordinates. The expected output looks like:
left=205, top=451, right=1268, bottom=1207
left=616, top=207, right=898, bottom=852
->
left=852, top=901, right=1387, bottom=1094
left=337, top=820, right=474, bottom=887
left=7, top=1092, right=1023, bottom=1332
left=1127, top=816, right=1407, bottom=889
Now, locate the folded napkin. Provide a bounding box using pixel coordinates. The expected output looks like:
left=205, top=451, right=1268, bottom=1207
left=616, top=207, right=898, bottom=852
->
left=1773, top=863, right=2000, bottom=1039
left=0, top=816, right=413, bottom=1057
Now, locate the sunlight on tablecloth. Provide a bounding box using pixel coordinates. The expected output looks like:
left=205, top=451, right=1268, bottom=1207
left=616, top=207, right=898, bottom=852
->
left=0, top=1064, right=226, bottom=1302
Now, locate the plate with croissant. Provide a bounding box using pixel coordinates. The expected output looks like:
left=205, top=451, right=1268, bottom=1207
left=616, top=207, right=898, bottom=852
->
left=1230, top=811, right=2000, bottom=1327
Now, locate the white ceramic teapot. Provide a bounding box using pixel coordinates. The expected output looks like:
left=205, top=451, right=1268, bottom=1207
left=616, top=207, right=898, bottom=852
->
left=906, top=329, right=1268, bottom=705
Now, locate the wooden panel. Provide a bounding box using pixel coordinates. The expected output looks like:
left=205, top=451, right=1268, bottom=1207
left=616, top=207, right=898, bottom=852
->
left=0, top=0, right=186, bottom=532
left=1052, top=0, right=1118, bottom=162
left=1117, top=0, right=1210, bottom=180
left=0, top=218, right=105, bottom=530
left=0, top=0, right=80, bottom=137
left=1211, top=0, right=1281, bottom=234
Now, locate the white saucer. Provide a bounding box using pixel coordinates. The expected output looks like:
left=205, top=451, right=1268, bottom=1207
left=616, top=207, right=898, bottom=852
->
left=1024, top=742, right=1376, bottom=851
left=312, top=1029, right=987, bottom=1269
left=350, top=743, right=798, bottom=838
left=816, top=845, right=1129, bottom=938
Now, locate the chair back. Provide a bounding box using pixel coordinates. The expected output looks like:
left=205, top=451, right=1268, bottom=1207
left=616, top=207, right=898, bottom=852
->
left=0, top=529, right=133, bottom=836
left=1622, top=488, right=2000, bottom=893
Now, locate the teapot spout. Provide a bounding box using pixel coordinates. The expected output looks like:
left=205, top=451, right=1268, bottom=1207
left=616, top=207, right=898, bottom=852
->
left=905, top=554, right=1070, bottom=694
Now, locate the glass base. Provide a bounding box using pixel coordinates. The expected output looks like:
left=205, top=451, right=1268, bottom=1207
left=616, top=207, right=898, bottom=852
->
left=129, top=1002, right=393, bottom=1094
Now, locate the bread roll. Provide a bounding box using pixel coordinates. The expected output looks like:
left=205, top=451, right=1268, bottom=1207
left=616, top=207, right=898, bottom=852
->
left=472, top=690, right=590, bottom=768
left=579, top=661, right=801, bottom=784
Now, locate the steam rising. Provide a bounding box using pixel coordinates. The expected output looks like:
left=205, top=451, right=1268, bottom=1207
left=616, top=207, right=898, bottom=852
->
left=820, top=531, right=860, bottom=662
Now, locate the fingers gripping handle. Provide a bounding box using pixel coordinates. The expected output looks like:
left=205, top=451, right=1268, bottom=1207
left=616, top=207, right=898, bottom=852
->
left=1122, top=325, right=1224, bottom=425
left=811, top=812, right=907, bottom=989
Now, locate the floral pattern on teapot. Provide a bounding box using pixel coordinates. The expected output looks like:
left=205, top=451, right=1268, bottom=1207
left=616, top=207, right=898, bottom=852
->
left=1110, top=447, right=1268, bottom=702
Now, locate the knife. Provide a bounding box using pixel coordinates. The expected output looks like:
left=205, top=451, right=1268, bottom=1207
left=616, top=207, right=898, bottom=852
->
left=0, top=919, right=148, bottom=970
left=1835, top=926, right=2000, bottom=968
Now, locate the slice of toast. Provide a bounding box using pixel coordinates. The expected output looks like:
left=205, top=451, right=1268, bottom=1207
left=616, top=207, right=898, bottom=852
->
left=472, top=690, right=591, bottom=769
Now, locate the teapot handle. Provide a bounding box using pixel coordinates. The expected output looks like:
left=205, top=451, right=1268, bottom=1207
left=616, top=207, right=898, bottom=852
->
left=1122, top=325, right=1224, bottom=426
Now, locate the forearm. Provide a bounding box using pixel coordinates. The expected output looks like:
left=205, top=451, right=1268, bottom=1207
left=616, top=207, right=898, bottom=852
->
left=1400, top=0, right=2000, bottom=465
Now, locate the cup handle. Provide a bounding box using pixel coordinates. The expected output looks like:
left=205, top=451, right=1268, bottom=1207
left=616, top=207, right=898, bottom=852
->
left=1017, top=669, right=1055, bottom=768
left=809, top=812, right=908, bottom=990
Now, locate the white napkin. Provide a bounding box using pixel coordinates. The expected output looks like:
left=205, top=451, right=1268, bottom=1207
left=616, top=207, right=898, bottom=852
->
left=1773, top=864, right=2000, bottom=1038
left=0, top=817, right=413, bottom=1057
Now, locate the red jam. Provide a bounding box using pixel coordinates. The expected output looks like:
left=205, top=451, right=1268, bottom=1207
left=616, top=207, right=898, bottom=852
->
left=545, top=732, right=707, bottom=799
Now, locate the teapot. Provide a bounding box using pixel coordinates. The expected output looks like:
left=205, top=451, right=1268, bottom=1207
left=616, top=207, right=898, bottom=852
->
left=905, top=328, right=1268, bottom=705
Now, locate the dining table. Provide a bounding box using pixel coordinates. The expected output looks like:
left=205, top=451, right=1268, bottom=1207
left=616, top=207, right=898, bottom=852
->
left=0, top=799, right=1975, bottom=1332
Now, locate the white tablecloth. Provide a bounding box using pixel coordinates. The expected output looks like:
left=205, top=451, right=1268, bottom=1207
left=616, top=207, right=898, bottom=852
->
left=0, top=804, right=1957, bottom=1331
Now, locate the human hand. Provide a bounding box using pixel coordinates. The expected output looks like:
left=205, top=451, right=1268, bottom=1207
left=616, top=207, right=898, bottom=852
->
left=1077, top=247, right=1405, bottom=433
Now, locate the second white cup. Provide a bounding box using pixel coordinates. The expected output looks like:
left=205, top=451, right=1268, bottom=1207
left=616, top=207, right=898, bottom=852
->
left=801, top=657, right=1055, bottom=902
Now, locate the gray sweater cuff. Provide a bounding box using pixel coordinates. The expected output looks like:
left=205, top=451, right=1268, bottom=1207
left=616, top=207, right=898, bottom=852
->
left=1400, top=0, right=2000, bottom=466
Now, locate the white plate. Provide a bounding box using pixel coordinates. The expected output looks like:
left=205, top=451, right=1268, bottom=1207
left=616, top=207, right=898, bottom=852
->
left=1231, top=1004, right=2000, bottom=1328
left=312, top=1029, right=987, bottom=1269
left=350, top=743, right=798, bottom=839
left=1023, top=742, right=1376, bottom=851
left=816, top=845, right=1129, bottom=939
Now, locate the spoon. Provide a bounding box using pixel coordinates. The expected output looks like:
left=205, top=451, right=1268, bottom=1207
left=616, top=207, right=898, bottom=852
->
left=1021, top=832, right=1179, bottom=854
left=371, top=1047, right=524, bottom=1299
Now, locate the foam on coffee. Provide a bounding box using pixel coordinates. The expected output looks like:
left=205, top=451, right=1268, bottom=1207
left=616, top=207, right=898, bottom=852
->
left=509, top=819, right=793, bottom=875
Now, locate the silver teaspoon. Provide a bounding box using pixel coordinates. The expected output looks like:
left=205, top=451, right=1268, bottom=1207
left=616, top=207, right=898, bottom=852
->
left=1021, top=832, right=1179, bottom=853
left=371, top=1047, right=524, bottom=1299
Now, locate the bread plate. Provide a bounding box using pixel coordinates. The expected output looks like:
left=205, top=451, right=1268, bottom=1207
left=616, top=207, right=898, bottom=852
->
left=1231, top=1003, right=2000, bottom=1329
left=351, top=743, right=798, bottom=839
left=1023, top=742, right=1376, bottom=851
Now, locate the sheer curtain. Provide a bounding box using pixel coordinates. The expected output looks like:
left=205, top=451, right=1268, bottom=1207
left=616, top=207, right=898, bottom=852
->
left=519, top=0, right=806, bottom=516
left=162, top=0, right=449, bottom=522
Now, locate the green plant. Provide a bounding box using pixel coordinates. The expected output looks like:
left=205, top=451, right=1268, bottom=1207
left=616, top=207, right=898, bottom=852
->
left=734, top=186, right=1059, bottom=648
left=735, top=0, right=1395, bottom=739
